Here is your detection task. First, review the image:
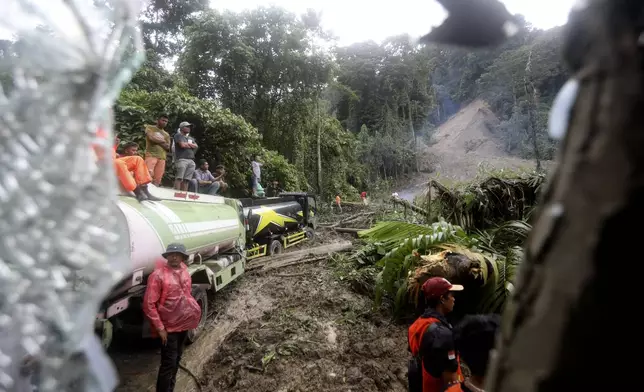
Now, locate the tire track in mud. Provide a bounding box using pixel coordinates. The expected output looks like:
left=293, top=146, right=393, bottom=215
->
left=113, top=280, right=274, bottom=392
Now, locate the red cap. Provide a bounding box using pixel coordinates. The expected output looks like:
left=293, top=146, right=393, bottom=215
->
left=422, top=277, right=464, bottom=299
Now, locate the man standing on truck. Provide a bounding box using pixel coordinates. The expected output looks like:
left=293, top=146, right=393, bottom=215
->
left=173, top=122, right=198, bottom=191
left=143, top=243, right=202, bottom=392
left=144, top=114, right=171, bottom=186
left=251, top=155, right=262, bottom=197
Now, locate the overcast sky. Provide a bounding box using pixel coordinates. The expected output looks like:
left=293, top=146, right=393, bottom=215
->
left=211, top=0, right=577, bottom=46
left=0, top=0, right=577, bottom=47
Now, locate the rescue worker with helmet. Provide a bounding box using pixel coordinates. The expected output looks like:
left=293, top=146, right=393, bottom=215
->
left=408, top=277, right=464, bottom=392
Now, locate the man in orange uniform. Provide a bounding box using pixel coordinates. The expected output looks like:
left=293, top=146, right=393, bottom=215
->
left=444, top=314, right=500, bottom=392
left=408, top=277, right=464, bottom=392
left=94, top=128, right=159, bottom=202
left=117, top=141, right=161, bottom=202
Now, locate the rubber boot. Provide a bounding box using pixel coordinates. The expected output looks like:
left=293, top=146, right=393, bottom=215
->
left=133, top=186, right=148, bottom=202
left=141, top=184, right=162, bottom=201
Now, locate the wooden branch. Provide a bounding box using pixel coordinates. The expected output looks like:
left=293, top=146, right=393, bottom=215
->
left=391, top=195, right=429, bottom=216
left=247, top=241, right=353, bottom=272
left=486, top=2, right=643, bottom=391
left=333, top=227, right=363, bottom=236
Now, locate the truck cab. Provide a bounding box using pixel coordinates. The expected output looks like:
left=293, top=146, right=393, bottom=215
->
left=241, top=192, right=318, bottom=259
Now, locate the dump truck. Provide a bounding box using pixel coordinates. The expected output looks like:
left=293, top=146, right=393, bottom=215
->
left=95, top=186, right=247, bottom=349
left=242, top=192, right=318, bottom=259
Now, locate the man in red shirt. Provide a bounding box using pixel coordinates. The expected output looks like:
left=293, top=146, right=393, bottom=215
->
left=143, top=243, right=202, bottom=392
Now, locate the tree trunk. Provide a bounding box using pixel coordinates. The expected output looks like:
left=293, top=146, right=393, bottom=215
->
left=524, top=50, right=541, bottom=171
left=408, top=98, right=419, bottom=173
left=486, top=2, right=642, bottom=391
left=316, top=92, right=323, bottom=197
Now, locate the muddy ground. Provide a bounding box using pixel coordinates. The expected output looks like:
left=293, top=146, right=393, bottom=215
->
left=111, top=226, right=409, bottom=392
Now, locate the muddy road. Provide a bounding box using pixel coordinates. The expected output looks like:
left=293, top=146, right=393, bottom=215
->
left=110, top=249, right=409, bottom=392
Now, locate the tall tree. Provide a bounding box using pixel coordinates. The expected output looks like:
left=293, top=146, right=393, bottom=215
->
left=140, top=0, right=209, bottom=55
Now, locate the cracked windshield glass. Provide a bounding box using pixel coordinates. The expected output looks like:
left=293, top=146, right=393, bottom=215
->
left=4, top=0, right=624, bottom=391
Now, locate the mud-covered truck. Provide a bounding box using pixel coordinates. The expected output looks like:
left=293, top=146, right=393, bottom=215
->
left=95, top=186, right=247, bottom=349
left=242, top=192, right=317, bottom=259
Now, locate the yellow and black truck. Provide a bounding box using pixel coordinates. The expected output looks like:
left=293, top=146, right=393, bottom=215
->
left=241, top=192, right=317, bottom=259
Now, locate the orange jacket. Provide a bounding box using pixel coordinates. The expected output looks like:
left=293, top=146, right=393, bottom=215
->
left=409, top=315, right=463, bottom=392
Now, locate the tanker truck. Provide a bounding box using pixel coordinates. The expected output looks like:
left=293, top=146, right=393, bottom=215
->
left=242, top=192, right=317, bottom=259
left=95, top=185, right=247, bottom=349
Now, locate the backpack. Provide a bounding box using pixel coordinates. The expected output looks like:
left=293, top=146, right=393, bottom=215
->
left=408, top=318, right=439, bottom=392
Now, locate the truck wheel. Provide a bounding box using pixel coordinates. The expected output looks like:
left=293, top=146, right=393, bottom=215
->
left=305, top=228, right=315, bottom=240
left=95, top=319, right=113, bottom=350
left=186, top=287, right=208, bottom=345
left=269, top=239, right=283, bottom=256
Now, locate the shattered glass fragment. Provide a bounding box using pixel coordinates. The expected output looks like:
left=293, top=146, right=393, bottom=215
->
left=0, top=0, right=144, bottom=391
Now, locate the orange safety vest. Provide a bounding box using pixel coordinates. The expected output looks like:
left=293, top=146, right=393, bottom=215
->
left=408, top=317, right=463, bottom=392
left=443, top=383, right=463, bottom=392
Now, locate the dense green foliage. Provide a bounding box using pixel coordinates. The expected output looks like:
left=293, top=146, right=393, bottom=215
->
left=0, top=3, right=567, bottom=197
left=353, top=218, right=525, bottom=318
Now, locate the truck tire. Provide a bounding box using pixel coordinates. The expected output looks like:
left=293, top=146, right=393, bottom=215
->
left=305, top=227, right=315, bottom=239
left=186, top=286, right=208, bottom=345
left=269, top=239, right=283, bottom=256
left=95, top=319, right=114, bottom=350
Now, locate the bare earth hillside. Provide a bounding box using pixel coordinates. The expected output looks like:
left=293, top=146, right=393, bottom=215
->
left=400, top=100, right=549, bottom=200
left=430, top=99, right=542, bottom=179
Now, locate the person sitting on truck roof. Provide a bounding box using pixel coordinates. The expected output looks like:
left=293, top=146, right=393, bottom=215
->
left=214, top=165, right=229, bottom=193
left=189, top=159, right=224, bottom=195
left=94, top=129, right=159, bottom=202
left=143, top=243, right=202, bottom=392
left=116, top=141, right=161, bottom=202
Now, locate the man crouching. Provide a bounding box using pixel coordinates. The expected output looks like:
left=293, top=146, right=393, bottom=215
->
left=143, top=243, right=202, bottom=392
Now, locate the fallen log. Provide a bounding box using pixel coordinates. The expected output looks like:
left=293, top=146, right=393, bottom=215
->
left=262, top=255, right=328, bottom=273
left=333, top=227, right=363, bottom=236
left=247, top=241, right=353, bottom=272
left=326, top=211, right=376, bottom=228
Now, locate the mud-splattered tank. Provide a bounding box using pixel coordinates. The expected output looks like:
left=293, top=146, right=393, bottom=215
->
left=105, top=186, right=246, bottom=305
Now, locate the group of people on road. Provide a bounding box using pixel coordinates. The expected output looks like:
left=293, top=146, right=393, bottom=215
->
left=408, top=277, right=500, bottom=392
